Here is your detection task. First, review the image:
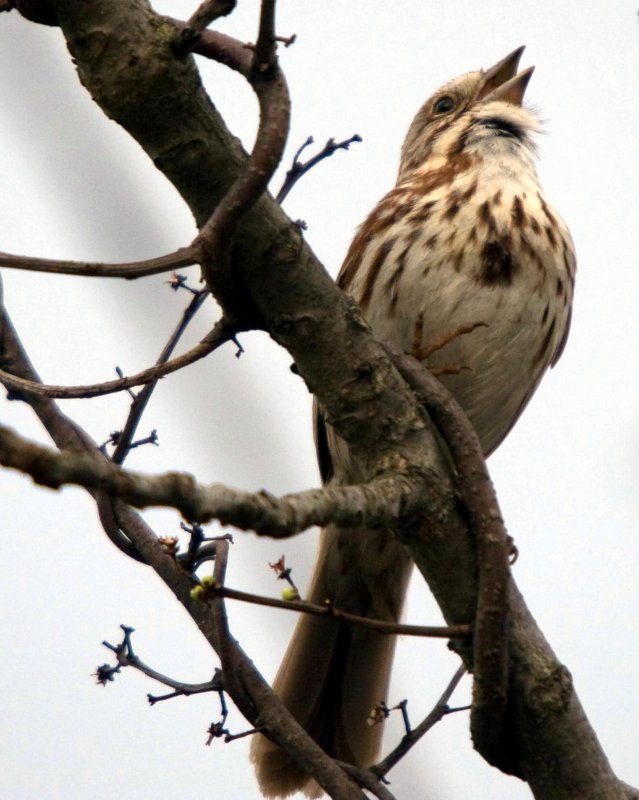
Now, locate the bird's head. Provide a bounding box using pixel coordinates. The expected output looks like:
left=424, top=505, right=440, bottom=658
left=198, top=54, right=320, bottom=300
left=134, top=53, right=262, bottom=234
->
left=399, top=47, right=541, bottom=181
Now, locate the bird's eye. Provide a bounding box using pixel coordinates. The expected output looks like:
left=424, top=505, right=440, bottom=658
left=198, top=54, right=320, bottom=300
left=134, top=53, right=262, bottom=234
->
left=433, top=95, right=456, bottom=114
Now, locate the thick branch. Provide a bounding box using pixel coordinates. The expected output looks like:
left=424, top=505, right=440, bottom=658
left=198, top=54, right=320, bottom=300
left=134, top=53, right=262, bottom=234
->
left=386, top=342, right=510, bottom=767
left=0, top=424, right=433, bottom=535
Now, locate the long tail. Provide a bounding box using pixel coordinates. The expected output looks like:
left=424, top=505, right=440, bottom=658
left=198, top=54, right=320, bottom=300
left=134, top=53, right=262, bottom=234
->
left=251, top=524, right=412, bottom=798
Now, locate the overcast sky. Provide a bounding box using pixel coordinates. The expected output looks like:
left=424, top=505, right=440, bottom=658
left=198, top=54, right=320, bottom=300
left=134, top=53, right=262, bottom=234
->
left=1, top=2, right=639, bottom=799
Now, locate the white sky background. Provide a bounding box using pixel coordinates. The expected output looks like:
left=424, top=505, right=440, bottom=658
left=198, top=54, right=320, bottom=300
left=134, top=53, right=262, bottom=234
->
left=1, top=2, right=638, bottom=799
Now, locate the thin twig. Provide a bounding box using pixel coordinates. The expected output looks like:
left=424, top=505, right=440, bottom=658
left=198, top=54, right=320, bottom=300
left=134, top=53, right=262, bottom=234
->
left=209, top=584, right=471, bottom=640
left=253, top=0, right=277, bottom=71
left=100, top=624, right=220, bottom=696
left=0, top=317, right=235, bottom=399
left=209, top=538, right=253, bottom=718
left=0, top=245, right=200, bottom=279
left=337, top=763, right=397, bottom=800
left=198, top=507, right=365, bottom=798
left=111, top=290, right=210, bottom=464
left=0, top=293, right=168, bottom=562
left=373, top=664, right=467, bottom=777
left=276, top=134, right=363, bottom=204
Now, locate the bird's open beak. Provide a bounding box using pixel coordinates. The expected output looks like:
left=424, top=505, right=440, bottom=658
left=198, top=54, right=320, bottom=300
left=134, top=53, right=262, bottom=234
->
left=477, top=46, right=534, bottom=106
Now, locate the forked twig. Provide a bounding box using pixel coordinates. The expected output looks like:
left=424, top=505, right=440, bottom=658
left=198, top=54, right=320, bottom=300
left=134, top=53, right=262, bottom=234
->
left=276, top=134, right=363, bottom=204
left=111, top=288, right=210, bottom=464
left=373, top=665, right=467, bottom=777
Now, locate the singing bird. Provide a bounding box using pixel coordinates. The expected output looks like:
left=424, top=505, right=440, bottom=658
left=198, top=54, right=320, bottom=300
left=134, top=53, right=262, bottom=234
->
left=251, top=46, right=575, bottom=797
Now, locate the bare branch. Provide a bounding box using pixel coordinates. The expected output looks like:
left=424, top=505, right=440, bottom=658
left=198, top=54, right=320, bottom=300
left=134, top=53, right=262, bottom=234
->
left=192, top=1, right=290, bottom=322
left=6, top=5, right=631, bottom=797
left=203, top=583, right=472, bottom=640
left=0, top=425, right=434, bottom=535
left=0, top=288, right=168, bottom=562
left=373, top=665, right=467, bottom=777
left=252, top=0, right=277, bottom=72
left=276, top=134, right=363, bottom=204
left=337, top=763, right=397, bottom=800
left=0, top=245, right=200, bottom=279
left=111, top=288, right=210, bottom=464
left=100, top=624, right=221, bottom=696
left=186, top=0, right=236, bottom=32
left=209, top=537, right=250, bottom=715
left=3, top=0, right=57, bottom=25
left=385, top=343, right=510, bottom=768
left=0, top=317, right=235, bottom=399
left=204, top=530, right=366, bottom=798
left=165, top=18, right=253, bottom=76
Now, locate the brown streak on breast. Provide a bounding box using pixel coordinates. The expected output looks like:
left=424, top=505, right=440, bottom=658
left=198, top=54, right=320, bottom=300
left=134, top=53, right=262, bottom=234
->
left=338, top=239, right=365, bottom=291
left=413, top=151, right=474, bottom=196
left=453, top=249, right=465, bottom=272
left=512, top=195, right=526, bottom=228
left=410, top=199, right=437, bottom=224
left=562, top=238, right=576, bottom=280
left=545, top=224, right=558, bottom=250
left=358, top=236, right=397, bottom=311
left=386, top=244, right=411, bottom=315
left=519, top=231, right=545, bottom=271
left=338, top=191, right=407, bottom=289
left=443, top=197, right=461, bottom=220
left=538, top=192, right=558, bottom=227
left=442, top=176, right=478, bottom=221
left=479, top=200, right=497, bottom=231
left=462, top=179, right=478, bottom=202
left=478, top=239, right=519, bottom=285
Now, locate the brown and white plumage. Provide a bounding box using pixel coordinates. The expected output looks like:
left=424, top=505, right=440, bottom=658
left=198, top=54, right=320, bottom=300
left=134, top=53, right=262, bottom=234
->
left=252, top=47, right=575, bottom=797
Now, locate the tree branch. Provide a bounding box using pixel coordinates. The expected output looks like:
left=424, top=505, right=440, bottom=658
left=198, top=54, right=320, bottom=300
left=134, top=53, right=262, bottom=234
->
left=110, top=288, right=211, bottom=464
left=0, top=317, right=234, bottom=399
left=203, top=583, right=471, bottom=641
left=385, top=342, right=510, bottom=768
left=373, top=665, right=467, bottom=778
left=0, top=424, right=435, bottom=535
left=0, top=244, right=200, bottom=278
